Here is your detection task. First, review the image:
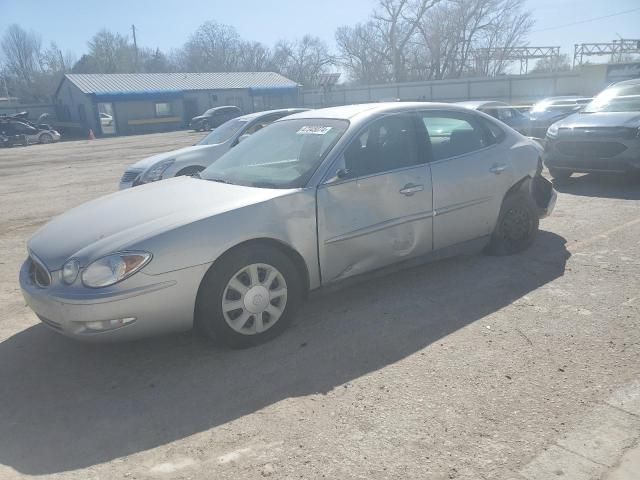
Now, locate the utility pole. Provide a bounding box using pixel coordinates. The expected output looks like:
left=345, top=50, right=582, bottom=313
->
left=131, top=24, right=138, bottom=72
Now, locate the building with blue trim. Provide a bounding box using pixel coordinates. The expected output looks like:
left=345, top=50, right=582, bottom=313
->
left=54, top=72, right=300, bottom=136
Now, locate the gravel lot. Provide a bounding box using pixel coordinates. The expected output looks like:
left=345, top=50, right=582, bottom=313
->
left=0, top=132, right=639, bottom=479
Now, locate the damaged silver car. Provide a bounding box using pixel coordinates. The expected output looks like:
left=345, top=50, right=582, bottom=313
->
left=20, top=103, right=556, bottom=348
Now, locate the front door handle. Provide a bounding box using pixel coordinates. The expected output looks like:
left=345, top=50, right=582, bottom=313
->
left=400, top=183, right=424, bottom=196
left=490, top=163, right=507, bottom=174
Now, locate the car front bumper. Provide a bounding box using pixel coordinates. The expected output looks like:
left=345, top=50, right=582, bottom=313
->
left=20, top=259, right=211, bottom=341
left=545, top=137, right=640, bottom=174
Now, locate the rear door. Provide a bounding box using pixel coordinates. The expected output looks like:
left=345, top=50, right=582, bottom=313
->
left=418, top=110, right=514, bottom=250
left=317, top=113, right=434, bottom=283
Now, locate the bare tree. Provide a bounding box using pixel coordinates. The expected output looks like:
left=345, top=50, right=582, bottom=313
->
left=272, top=35, right=333, bottom=86
left=182, top=21, right=242, bottom=72
left=86, top=30, right=135, bottom=73
left=336, top=22, right=391, bottom=84
left=372, top=0, right=440, bottom=82
left=531, top=53, right=571, bottom=73
left=1, top=24, right=43, bottom=90
left=237, top=41, right=273, bottom=71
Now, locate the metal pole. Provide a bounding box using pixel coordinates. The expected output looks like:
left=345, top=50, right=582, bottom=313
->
left=131, top=25, right=138, bottom=72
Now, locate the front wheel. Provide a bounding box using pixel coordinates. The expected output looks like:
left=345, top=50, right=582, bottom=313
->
left=39, top=133, right=53, bottom=144
left=201, top=120, right=210, bottom=131
left=486, top=192, right=539, bottom=256
left=195, top=244, right=302, bottom=348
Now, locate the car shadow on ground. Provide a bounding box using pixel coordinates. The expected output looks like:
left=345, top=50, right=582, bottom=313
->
left=0, top=231, right=569, bottom=475
left=552, top=173, right=640, bottom=200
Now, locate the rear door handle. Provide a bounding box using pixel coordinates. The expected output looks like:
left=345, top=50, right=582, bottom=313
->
left=400, top=183, right=424, bottom=196
left=490, top=163, right=507, bottom=174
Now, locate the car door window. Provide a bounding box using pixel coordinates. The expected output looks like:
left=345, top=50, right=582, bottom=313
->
left=420, top=113, right=491, bottom=161
left=343, top=114, right=419, bottom=179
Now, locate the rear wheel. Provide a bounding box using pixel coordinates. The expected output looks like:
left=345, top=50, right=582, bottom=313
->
left=548, top=168, right=572, bottom=181
left=487, top=192, right=539, bottom=256
left=195, top=244, right=302, bottom=348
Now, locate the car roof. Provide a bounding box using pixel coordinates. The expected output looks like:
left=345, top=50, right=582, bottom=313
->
left=614, top=78, right=640, bottom=86
left=534, top=96, right=591, bottom=104
left=236, top=108, right=310, bottom=122
left=282, top=102, right=472, bottom=121
left=207, top=105, right=241, bottom=112
left=455, top=100, right=508, bottom=109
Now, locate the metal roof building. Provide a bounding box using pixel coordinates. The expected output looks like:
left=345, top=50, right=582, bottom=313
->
left=54, top=72, right=299, bottom=136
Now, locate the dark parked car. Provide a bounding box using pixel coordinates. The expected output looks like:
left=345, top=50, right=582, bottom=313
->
left=456, top=101, right=531, bottom=135
left=544, top=79, right=640, bottom=180
left=0, top=119, right=61, bottom=146
left=189, top=106, right=242, bottom=131
left=528, top=96, right=592, bottom=138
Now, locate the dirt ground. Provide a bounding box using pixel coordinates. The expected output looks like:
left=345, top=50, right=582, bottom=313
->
left=0, top=132, right=639, bottom=480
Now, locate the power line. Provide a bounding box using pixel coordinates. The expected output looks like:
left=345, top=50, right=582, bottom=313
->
left=531, top=7, right=640, bottom=33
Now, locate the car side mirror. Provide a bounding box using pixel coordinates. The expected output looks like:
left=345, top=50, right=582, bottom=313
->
left=337, top=168, right=350, bottom=179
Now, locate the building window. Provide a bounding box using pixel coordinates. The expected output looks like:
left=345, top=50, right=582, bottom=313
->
left=155, top=102, right=172, bottom=117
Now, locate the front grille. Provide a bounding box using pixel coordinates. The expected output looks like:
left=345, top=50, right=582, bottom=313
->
left=559, top=127, right=636, bottom=140
left=28, top=255, right=51, bottom=288
left=121, top=170, right=142, bottom=183
left=556, top=141, right=627, bottom=158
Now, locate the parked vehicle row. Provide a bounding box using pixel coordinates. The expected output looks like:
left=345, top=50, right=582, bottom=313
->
left=20, top=102, right=556, bottom=348
left=544, top=78, right=640, bottom=179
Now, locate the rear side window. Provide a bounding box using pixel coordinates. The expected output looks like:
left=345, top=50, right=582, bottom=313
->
left=419, top=113, right=492, bottom=161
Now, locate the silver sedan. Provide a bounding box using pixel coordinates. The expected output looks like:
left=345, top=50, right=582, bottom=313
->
left=20, top=103, right=556, bottom=348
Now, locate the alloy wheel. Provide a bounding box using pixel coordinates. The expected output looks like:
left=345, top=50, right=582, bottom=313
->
left=221, top=263, right=288, bottom=335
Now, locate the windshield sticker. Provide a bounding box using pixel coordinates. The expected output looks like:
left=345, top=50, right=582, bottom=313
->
left=296, top=126, right=332, bottom=135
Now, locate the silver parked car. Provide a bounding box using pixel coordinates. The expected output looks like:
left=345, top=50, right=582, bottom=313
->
left=119, top=108, right=309, bottom=189
left=544, top=79, right=640, bottom=180
left=20, top=103, right=556, bottom=348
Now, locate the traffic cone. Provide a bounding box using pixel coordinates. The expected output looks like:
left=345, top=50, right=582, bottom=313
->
left=88, top=129, right=96, bottom=140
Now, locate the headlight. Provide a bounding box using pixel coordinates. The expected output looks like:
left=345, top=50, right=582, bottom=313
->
left=140, top=159, right=175, bottom=183
left=61, top=258, right=80, bottom=284
left=81, top=252, right=152, bottom=288
left=546, top=123, right=559, bottom=138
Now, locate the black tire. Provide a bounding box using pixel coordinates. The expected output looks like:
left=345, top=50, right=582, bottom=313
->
left=486, top=192, right=539, bottom=256
left=548, top=168, right=572, bottom=181
left=175, top=166, right=204, bottom=177
left=195, top=244, right=302, bottom=348
left=39, top=133, right=53, bottom=144
left=202, top=120, right=210, bottom=131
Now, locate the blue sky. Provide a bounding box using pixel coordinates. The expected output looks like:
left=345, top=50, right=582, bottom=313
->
left=1, top=0, right=639, bottom=61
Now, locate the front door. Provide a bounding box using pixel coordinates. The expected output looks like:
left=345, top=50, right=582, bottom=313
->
left=317, top=113, right=434, bottom=284
left=417, top=111, right=513, bottom=250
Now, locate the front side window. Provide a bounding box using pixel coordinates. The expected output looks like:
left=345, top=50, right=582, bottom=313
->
left=155, top=102, right=172, bottom=117
left=201, top=119, right=348, bottom=188
left=420, top=113, right=491, bottom=161
left=342, top=114, right=419, bottom=179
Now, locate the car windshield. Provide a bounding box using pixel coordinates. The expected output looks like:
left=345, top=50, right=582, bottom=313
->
left=197, top=118, right=249, bottom=145
left=200, top=118, right=348, bottom=188
left=582, top=84, right=640, bottom=113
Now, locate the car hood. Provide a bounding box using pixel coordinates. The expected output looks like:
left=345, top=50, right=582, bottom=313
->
left=28, top=177, right=293, bottom=270
left=553, top=111, right=640, bottom=129
left=127, top=144, right=213, bottom=170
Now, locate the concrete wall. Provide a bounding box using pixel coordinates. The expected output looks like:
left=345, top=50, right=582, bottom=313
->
left=301, top=66, right=613, bottom=108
